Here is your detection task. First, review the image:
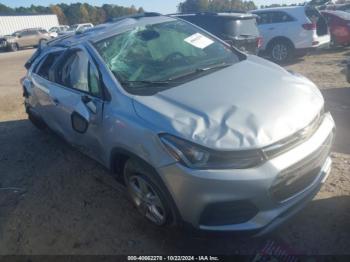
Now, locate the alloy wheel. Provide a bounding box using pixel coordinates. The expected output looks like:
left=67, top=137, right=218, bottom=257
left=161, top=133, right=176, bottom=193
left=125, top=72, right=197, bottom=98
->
left=272, top=43, right=288, bottom=62
left=127, top=175, right=166, bottom=225
left=11, top=44, right=18, bottom=51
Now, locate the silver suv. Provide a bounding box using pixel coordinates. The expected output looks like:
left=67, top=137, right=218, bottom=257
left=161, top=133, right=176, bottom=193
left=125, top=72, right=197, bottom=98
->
left=1, top=28, right=51, bottom=52
left=22, top=14, right=335, bottom=235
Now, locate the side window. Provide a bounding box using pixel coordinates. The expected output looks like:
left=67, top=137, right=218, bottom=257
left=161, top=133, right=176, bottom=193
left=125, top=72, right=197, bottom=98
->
left=57, top=50, right=102, bottom=97
left=271, top=12, right=294, bottom=23
left=59, top=51, right=89, bottom=92
left=20, top=31, right=29, bottom=37
left=36, top=52, right=63, bottom=80
left=256, top=12, right=272, bottom=25
left=22, top=30, right=37, bottom=36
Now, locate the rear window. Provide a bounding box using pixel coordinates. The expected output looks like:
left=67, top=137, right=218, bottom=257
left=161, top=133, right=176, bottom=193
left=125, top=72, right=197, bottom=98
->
left=222, top=18, right=259, bottom=37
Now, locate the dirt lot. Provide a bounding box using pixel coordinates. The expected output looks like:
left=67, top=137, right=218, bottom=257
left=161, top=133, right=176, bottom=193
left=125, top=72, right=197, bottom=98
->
left=0, top=49, right=349, bottom=255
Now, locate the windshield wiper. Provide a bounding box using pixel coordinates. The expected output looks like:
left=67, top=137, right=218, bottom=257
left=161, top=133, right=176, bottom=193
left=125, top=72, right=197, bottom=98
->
left=118, top=62, right=233, bottom=87
left=167, top=62, right=233, bottom=81
left=198, top=62, right=234, bottom=71
left=238, top=34, right=256, bottom=37
left=120, top=80, right=175, bottom=87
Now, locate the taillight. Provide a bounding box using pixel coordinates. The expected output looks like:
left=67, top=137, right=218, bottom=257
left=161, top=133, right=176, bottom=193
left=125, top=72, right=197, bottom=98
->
left=302, top=23, right=316, bottom=30
left=257, top=36, right=263, bottom=49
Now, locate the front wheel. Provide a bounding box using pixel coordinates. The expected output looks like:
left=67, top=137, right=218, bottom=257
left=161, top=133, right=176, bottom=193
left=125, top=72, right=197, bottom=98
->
left=269, top=40, right=294, bottom=64
left=124, top=158, right=173, bottom=226
left=9, top=43, right=19, bottom=52
left=346, top=64, right=350, bottom=83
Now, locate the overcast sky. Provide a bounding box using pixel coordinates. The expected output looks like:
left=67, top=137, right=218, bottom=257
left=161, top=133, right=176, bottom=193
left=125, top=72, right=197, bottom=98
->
left=0, top=0, right=304, bottom=14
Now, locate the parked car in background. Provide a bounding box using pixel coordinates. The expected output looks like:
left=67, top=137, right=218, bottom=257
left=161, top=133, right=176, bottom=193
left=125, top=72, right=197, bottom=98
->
left=252, top=6, right=330, bottom=63
left=49, top=25, right=70, bottom=38
left=0, top=28, right=51, bottom=52
left=320, top=3, right=350, bottom=12
left=321, top=11, right=350, bottom=47
left=172, top=12, right=262, bottom=54
left=23, top=13, right=335, bottom=235
left=60, top=23, right=94, bottom=35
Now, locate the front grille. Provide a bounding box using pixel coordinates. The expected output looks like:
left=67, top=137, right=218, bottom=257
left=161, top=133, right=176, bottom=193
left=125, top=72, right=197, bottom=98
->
left=199, top=200, right=258, bottom=226
left=270, top=132, right=333, bottom=202
left=264, top=109, right=325, bottom=159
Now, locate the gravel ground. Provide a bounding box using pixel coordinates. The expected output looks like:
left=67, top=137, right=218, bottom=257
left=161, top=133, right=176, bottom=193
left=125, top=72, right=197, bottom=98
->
left=0, top=48, right=349, bottom=255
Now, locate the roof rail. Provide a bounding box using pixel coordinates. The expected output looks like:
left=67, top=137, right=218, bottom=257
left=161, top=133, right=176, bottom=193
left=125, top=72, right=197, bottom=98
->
left=108, top=12, right=162, bottom=23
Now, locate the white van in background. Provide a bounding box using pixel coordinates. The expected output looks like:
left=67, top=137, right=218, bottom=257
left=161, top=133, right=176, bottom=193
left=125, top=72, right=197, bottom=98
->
left=252, top=6, right=330, bottom=63
left=49, top=25, right=70, bottom=38
left=58, top=23, right=94, bottom=36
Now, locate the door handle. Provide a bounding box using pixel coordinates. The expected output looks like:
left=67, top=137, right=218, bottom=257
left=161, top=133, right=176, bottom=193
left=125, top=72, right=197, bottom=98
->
left=52, top=98, right=60, bottom=105
left=268, top=27, right=275, bottom=30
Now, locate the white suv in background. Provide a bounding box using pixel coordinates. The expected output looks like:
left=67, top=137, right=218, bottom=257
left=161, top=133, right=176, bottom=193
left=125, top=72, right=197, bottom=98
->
left=59, top=23, right=94, bottom=36
left=252, top=6, right=330, bottom=63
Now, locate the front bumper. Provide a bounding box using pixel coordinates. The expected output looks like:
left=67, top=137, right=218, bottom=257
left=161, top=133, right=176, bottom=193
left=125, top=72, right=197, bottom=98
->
left=158, top=113, right=335, bottom=234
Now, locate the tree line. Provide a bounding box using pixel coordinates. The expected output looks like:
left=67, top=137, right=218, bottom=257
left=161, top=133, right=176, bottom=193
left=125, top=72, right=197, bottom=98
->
left=0, top=3, right=144, bottom=25
left=2, top=0, right=343, bottom=26
left=178, top=0, right=257, bottom=13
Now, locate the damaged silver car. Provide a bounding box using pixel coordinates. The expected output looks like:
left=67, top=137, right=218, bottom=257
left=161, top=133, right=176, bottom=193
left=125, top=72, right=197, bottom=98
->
left=22, top=13, right=335, bottom=235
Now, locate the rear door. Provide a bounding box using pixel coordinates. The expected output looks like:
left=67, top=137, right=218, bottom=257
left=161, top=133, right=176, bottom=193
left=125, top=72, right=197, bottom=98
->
left=48, top=47, right=106, bottom=162
left=31, top=50, right=65, bottom=130
left=256, top=11, right=298, bottom=50
left=255, top=11, right=276, bottom=50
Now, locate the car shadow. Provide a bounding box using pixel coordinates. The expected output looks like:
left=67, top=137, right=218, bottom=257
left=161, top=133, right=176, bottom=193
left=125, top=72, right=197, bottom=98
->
left=322, top=87, right=350, bottom=155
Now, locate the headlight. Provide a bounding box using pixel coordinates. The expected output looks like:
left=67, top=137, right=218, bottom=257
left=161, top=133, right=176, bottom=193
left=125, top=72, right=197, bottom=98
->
left=159, top=134, right=266, bottom=169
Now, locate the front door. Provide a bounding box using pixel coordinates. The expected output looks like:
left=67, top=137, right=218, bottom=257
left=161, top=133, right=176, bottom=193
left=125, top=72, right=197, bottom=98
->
left=49, top=48, right=105, bottom=162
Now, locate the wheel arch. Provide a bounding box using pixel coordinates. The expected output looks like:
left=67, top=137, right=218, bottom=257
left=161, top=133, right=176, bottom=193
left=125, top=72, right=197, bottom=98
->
left=110, top=147, right=137, bottom=178
left=109, top=146, right=182, bottom=225
left=266, top=36, right=295, bottom=51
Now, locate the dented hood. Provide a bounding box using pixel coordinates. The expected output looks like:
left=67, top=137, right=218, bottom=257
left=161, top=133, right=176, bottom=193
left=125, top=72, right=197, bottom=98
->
left=132, top=56, right=324, bottom=150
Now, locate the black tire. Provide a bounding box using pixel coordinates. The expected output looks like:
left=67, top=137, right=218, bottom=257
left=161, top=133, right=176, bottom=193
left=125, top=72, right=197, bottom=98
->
left=9, top=43, right=19, bottom=52
left=330, top=35, right=337, bottom=48
left=124, top=158, right=174, bottom=227
left=347, top=66, right=350, bottom=83
left=28, top=111, right=46, bottom=130
left=268, top=39, right=294, bottom=64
